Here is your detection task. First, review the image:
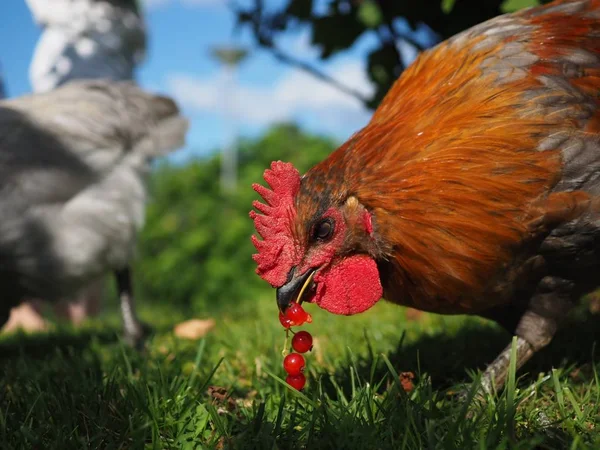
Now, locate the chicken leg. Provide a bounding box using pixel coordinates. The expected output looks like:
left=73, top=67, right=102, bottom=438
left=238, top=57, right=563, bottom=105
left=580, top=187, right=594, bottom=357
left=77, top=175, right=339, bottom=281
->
left=480, top=279, right=574, bottom=393
left=115, top=268, right=148, bottom=349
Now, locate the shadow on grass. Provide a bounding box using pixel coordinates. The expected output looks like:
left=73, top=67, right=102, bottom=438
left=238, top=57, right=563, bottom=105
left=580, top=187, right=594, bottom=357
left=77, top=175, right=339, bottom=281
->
left=0, top=308, right=182, bottom=361
left=0, top=323, right=214, bottom=447
left=227, top=313, right=600, bottom=450
left=0, top=328, right=119, bottom=360
left=0, top=331, right=156, bottom=448
left=321, top=309, right=600, bottom=396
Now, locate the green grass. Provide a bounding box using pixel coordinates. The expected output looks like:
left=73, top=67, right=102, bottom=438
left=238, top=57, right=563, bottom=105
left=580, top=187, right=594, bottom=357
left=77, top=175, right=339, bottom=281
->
left=1, top=297, right=600, bottom=449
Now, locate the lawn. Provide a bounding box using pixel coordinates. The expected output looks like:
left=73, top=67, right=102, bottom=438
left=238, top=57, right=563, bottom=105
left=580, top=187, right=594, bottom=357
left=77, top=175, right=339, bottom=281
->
left=1, top=294, right=600, bottom=449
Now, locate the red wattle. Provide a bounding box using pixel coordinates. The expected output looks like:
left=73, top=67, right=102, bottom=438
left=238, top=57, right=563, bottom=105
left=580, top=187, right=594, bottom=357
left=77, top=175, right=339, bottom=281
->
left=313, top=255, right=382, bottom=315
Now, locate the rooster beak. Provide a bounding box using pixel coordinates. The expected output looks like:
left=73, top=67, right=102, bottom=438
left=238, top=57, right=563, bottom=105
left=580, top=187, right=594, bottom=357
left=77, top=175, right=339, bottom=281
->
left=276, top=267, right=315, bottom=312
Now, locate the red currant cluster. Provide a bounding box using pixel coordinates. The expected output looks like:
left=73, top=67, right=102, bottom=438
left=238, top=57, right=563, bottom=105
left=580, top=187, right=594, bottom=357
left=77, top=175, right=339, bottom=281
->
left=279, top=303, right=314, bottom=391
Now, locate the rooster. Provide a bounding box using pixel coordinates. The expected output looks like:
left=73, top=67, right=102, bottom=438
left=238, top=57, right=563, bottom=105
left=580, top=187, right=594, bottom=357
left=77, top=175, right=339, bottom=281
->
left=0, top=80, right=188, bottom=347
left=251, top=0, right=600, bottom=391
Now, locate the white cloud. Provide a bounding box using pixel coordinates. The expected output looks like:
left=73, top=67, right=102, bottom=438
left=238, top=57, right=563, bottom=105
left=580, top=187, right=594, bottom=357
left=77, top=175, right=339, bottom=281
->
left=166, top=59, right=374, bottom=134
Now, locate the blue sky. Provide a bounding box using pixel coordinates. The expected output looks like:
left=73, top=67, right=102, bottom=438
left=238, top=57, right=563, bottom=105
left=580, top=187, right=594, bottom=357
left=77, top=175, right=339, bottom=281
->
left=0, top=0, right=437, bottom=162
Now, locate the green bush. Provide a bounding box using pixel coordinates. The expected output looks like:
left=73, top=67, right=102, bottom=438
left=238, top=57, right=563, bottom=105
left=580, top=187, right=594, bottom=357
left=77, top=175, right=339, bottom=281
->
left=136, top=124, right=336, bottom=313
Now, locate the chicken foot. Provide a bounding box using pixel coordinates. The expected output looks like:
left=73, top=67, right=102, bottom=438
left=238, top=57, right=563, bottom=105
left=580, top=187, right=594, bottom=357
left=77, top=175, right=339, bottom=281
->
left=115, top=268, right=148, bottom=349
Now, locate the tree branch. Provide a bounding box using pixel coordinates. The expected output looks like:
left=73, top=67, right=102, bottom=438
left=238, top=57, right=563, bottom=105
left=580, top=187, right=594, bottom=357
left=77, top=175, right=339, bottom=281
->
left=267, top=46, right=371, bottom=106
left=232, top=0, right=372, bottom=108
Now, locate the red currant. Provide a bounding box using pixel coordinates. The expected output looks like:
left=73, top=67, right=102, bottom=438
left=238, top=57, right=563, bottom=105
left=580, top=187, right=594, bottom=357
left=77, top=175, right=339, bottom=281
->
left=292, top=331, right=313, bottom=353
left=283, top=353, right=305, bottom=376
left=286, top=373, right=306, bottom=391
left=279, top=311, right=293, bottom=328
left=285, top=303, right=308, bottom=325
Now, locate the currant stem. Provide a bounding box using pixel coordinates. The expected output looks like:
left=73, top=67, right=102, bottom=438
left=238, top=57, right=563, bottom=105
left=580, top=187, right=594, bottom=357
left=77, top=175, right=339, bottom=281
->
left=282, top=329, right=290, bottom=357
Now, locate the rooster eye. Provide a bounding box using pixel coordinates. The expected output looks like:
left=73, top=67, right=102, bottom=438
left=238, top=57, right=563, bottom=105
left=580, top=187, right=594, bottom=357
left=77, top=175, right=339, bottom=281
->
left=313, top=218, right=334, bottom=241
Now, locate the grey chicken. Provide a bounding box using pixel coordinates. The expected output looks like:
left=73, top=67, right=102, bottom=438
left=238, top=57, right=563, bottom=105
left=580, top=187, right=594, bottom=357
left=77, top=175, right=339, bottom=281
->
left=0, top=80, right=188, bottom=346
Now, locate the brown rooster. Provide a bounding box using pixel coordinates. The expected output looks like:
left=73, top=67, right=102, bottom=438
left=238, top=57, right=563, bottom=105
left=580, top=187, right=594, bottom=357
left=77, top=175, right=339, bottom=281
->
left=250, top=0, right=600, bottom=391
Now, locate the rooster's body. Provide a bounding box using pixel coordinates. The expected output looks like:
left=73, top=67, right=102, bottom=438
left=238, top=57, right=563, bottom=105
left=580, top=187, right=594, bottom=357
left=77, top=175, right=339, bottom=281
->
left=252, top=0, right=600, bottom=390
left=0, top=80, right=188, bottom=345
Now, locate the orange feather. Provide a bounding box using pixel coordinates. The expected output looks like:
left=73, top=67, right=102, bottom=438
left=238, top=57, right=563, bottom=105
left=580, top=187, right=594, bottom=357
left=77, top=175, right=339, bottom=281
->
left=295, top=0, right=600, bottom=314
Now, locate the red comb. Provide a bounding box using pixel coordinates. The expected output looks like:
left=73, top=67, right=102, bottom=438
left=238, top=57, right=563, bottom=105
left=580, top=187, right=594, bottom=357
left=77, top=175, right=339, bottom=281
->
left=250, top=161, right=301, bottom=287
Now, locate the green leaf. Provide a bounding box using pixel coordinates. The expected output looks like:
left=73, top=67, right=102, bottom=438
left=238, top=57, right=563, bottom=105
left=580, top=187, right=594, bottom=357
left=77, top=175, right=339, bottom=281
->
left=367, top=44, right=398, bottom=86
left=501, top=0, right=541, bottom=13
left=441, top=0, right=456, bottom=14
left=136, top=124, right=335, bottom=311
left=312, top=14, right=365, bottom=58
left=357, top=0, right=382, bottom=28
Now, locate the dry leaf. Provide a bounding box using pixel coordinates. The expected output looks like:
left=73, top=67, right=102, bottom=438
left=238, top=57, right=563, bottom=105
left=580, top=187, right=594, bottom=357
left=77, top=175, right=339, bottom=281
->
left=399, top=371, right=415, bottom=393
left=174, top=318, right=215, bottom=340
left=208, top=386, right=230, bottom=403
left=2, top=303, right=49, bottom=333
left=208, top=386, right=245, bottom=419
